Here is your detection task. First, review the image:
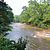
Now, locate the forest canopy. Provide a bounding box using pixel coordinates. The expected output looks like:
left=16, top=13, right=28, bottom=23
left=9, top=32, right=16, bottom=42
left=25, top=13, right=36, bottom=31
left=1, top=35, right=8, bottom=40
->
left=15, top=0, right=50, bottom=29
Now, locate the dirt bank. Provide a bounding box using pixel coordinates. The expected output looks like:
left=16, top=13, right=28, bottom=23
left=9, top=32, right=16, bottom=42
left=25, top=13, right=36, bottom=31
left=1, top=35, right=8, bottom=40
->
left=21, top=24, right=50, bottom=40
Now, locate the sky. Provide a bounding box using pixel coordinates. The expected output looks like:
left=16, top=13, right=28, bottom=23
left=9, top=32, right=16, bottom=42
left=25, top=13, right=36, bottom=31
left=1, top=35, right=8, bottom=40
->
left=4, top=0, right=30, bottom=15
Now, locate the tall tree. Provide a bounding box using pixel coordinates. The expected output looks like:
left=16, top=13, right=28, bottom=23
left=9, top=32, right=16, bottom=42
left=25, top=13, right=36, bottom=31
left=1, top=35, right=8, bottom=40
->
left=0, top=1, right=14, bottom=33
left=20, top=0, right=50, bottom=28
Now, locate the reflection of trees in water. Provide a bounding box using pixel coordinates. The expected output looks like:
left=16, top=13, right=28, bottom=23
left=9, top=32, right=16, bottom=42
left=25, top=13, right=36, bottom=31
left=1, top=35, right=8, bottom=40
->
left=27, top=37, right=50, bottom=50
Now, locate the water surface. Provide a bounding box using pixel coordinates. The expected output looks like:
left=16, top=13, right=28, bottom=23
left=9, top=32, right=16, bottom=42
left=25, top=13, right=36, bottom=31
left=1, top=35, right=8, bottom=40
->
left=5, top=23, right=50, bottom=50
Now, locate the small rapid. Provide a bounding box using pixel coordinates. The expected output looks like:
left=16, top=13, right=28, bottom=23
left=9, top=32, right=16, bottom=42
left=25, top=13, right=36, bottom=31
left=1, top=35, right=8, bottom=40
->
left=5, top=23, right=50, bottom=50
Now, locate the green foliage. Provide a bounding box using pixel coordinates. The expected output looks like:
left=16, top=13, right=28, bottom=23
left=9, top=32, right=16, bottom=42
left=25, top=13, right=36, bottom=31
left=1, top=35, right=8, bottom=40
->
left=19, top=0, right=50, bottom=29
left=0, top=1, right=14, bottom=33
left=0, top=35, right=27, bottom=50
left=16, top=37, right=27, bottom=50
left=3, top=33, right=9, bottom=36
left=0, top=26, right=12, bottom=34
left=0, top=1, right=27, bottom=50
left=14, top=15, right=20, bottom=22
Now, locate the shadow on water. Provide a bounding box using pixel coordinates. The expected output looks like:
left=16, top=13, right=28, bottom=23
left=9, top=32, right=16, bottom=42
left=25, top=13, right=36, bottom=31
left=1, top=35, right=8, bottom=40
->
left=5, top=23, right=50, bottom=50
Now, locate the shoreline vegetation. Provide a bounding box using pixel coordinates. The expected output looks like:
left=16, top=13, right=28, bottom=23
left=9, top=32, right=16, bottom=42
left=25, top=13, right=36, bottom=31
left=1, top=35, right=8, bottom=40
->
left=0, top=1, right=27, bottom=50
left=14, top=1, right=50, bottom=29
left=0, top=0, right=50, bottom=50
left=21, top=23, right=50, bottom=40
left=14, top=0, right=50, bottom=40
left=11, top=23, right=50, bottom=40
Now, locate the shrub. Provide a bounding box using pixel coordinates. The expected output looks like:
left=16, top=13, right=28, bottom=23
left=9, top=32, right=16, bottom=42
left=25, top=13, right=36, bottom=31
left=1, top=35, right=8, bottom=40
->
left=0, top=35, right=27, bottom=50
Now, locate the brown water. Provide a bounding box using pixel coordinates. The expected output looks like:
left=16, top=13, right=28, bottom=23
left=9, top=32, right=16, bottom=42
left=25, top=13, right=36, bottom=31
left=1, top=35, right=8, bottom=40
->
left=5, top=23, right=50, bottom=50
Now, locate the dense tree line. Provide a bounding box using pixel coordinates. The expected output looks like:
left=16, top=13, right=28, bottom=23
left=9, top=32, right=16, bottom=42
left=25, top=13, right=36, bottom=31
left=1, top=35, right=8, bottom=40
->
left=19, top=0, right=50, bottom=29
left=14, top=15, right=20, bottom=23
left=0, top=1, right=14, bottom=33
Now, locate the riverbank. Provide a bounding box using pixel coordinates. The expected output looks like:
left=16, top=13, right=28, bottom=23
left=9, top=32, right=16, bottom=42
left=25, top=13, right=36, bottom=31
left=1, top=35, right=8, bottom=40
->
left=21, top=23, right=50, bottom=40
left=9, top=23, right=50, bottom=40
left=34, top=31, right=50, bottom=40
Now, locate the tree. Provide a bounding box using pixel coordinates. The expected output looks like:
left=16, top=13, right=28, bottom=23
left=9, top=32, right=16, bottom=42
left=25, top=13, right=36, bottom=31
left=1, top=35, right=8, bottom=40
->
left=0, top=1, right=14, bottom=33
left=19, top=0, right=50, bottom=28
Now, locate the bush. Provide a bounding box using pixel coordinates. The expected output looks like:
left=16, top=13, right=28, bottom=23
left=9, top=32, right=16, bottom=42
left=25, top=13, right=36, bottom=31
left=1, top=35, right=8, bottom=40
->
left=0, top=36, right=27, bottom=50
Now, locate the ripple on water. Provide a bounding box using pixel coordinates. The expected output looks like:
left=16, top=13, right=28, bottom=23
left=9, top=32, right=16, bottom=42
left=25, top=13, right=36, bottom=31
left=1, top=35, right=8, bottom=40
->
left=6, top=23, right=50, bottom=50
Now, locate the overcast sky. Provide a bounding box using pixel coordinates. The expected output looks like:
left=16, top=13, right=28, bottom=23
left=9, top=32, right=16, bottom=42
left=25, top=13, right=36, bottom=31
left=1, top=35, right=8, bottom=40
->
left=4, top=0, right=30, bottom=15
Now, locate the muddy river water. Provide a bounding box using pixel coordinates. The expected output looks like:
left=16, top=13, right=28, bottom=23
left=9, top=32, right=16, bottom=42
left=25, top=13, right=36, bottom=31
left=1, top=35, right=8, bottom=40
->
left=5, top=23, right=50, bottom=50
